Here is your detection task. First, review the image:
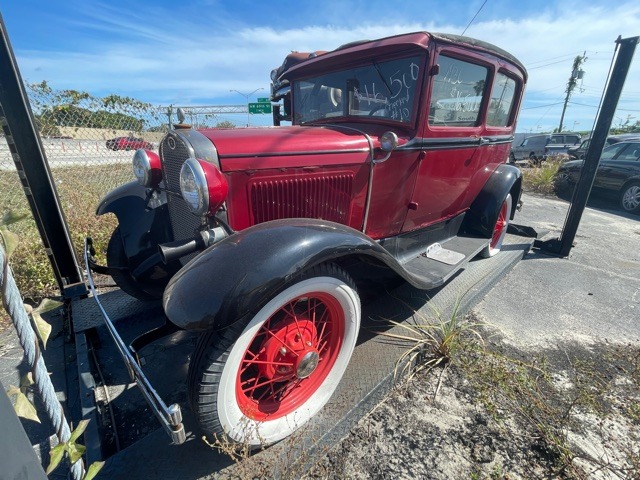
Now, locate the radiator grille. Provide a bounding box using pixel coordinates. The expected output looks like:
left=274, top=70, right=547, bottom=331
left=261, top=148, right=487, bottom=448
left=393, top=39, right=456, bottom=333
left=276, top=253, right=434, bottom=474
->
left=250, top=174, right=354, bottom=225
left=160, top=134, right=202, bottom=264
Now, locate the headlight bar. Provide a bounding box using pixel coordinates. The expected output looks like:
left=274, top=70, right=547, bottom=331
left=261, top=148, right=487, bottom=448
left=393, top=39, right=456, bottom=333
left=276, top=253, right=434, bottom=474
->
left=83, top=237, right=186, bottom=445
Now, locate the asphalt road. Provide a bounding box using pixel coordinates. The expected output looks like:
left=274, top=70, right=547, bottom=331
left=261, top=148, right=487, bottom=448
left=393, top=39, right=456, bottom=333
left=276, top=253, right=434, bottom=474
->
left=474, top=192, right=640, bottom=347
left=0, top=139, right=137, bottom=170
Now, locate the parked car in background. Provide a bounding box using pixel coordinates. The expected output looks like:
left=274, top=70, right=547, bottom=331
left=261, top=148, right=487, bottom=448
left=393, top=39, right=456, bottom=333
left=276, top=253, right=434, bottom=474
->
left=568, top=134, right=640, bottom=159
left=106, top=136, right=153, bottom=151
left=544, top=133, right=583, bottom=157
left=510, top=133, right=581, bottom=163
left=557, top=140, right=640, bottom=213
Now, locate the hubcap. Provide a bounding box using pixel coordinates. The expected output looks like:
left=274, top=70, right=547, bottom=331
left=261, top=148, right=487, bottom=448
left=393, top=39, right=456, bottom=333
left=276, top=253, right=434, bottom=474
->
left=296, top=351, right=320, bottom=378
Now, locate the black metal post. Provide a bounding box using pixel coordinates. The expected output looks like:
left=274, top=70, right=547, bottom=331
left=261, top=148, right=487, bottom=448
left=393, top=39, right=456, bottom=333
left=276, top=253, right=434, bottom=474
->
left=536, top=35, right=639, bottom=257
left=0, top=14, right=87, bottom=298
left=0, top=383, right=48, bottom=480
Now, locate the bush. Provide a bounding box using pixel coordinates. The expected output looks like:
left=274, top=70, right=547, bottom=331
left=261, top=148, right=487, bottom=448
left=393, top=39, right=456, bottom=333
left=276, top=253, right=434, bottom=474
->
left=521, top=156, right=565, bottom=195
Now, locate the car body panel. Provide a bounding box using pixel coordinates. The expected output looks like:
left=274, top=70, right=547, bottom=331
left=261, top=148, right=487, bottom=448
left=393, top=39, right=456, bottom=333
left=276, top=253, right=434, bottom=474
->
left=559, top=141, right=640, bottom=202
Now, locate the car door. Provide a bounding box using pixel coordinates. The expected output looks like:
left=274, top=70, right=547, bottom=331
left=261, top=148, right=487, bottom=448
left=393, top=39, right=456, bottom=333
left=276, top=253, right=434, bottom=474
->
left=403, top=50, right=489, bottom=232
left=595, top=143, right=640, bottom=191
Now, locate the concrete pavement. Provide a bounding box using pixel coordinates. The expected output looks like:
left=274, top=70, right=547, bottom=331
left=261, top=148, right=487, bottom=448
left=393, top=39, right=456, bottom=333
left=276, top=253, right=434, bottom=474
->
left=474, top=192, right=640, bottom=347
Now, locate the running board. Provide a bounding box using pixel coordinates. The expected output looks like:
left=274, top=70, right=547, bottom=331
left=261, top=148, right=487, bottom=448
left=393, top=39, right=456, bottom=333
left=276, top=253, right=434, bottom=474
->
left=401, top=236, right=489, bottom=288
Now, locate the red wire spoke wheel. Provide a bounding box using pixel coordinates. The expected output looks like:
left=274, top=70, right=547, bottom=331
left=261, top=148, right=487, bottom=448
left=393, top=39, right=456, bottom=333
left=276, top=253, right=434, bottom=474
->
left=481, top=193, right=512, bottom=258
left=188, top=264, right=360, bottom=447
left=235, top=292, right=344, bottom=420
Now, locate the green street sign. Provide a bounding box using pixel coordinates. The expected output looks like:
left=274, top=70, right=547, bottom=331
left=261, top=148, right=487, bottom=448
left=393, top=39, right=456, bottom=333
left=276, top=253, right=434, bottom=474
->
left=257, top=97, right=270, bottom=103
left=249, top=102, right=272, bottom=114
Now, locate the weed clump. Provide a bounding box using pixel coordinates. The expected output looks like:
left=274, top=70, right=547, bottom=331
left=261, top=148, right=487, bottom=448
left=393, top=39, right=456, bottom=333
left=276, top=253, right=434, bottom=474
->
left=521, top=156, right=565, bottom=195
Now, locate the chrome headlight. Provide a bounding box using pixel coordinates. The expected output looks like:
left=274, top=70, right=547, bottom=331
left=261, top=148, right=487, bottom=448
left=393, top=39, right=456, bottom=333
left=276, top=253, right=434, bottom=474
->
left=132, top=149, right=162, bottom=187
left=180, top=158, right=229, bottom=216
left=180, top=158, right=209, bottom=216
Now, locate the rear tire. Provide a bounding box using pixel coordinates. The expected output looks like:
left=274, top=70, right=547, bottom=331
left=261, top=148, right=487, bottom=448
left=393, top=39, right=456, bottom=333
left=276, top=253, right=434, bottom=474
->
left=620, top=181, right=640, bottom=213
left=107, top=227, right=156, bottom=300
left=480, top=194, right=512, bottom=258
left=187, top=263, right=360, bottom=447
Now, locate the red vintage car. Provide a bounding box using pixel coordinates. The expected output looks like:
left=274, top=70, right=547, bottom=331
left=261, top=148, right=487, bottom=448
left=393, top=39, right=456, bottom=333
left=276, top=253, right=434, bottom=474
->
left=86, top=31, right=527, bottom=446
left=105, top=136, right=153, bottom=151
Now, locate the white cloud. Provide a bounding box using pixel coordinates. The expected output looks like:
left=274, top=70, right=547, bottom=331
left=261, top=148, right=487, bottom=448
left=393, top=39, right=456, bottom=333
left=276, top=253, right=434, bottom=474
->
left=13, top=1, right=640, bottom=131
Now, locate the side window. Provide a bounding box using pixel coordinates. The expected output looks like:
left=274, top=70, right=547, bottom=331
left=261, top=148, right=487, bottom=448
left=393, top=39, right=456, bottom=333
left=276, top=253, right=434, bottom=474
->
left=487, top=72, right=517, bottom=127
left=601, top=143, right=627, bottom=160
left=429, top=55, right=488, bottom=127
left=616, top=144, right=640, bottom=161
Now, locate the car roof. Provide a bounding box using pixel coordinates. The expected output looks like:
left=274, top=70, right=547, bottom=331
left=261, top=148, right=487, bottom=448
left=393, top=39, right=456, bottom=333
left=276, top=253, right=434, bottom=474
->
left=281, top=31, right=527, bottom=82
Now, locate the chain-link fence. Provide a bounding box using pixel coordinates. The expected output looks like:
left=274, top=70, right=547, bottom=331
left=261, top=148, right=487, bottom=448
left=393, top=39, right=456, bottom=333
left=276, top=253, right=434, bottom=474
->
left=0, top=82, right=247, bottom=302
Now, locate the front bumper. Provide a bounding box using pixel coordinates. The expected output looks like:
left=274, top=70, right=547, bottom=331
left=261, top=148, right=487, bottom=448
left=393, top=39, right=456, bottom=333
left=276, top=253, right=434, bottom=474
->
left=83, top=237, right=186, bottom=445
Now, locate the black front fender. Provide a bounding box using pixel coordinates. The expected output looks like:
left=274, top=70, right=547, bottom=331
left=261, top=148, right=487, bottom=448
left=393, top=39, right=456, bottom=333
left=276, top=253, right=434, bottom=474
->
left=96, top=181, right=170, bottom=261
left=163, top=219, right=406, bottom=331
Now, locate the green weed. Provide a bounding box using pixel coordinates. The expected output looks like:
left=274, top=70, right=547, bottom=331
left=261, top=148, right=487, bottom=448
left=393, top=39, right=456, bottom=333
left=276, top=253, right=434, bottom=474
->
left=520, top=156, right=565, bottom=195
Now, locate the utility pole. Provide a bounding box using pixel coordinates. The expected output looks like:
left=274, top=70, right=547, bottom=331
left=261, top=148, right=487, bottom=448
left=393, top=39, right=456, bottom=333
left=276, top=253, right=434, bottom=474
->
left=558, top=52, right=587, bottom=132
left=229, top=88, right=264, bottom=126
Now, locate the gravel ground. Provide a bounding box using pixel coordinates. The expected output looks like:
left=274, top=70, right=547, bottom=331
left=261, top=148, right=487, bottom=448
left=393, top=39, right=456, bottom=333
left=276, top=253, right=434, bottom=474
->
left=298, top=193, right=640, bottom=480
left=305, top=334, right=639, bottom=480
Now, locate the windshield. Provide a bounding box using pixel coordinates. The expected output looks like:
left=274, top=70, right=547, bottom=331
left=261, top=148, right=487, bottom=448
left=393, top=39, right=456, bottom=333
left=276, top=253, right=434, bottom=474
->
left=292, top=55, right=423, bottom=125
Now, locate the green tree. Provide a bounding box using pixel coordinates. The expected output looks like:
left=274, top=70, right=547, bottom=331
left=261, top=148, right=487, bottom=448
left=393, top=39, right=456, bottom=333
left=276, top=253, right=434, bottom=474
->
left=215, top=120, right=236, bottom=128
left=27, top=81, right=159, bottom=134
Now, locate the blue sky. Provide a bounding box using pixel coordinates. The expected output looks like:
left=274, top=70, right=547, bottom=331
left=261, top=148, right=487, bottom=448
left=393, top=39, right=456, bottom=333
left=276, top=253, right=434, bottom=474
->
left=1, top=0, right=639, bottom=133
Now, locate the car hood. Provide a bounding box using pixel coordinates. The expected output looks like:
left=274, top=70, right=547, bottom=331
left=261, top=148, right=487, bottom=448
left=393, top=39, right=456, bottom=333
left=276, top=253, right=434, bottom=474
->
left=198, top=125, right=376, bottom=171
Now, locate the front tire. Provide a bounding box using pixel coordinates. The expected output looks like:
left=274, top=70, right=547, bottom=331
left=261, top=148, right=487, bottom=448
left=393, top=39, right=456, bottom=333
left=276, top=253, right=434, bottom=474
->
left=480, top=194, right=512, bottom=258
left=620, top=181, right=640, bottom=213
left=107, top=227, right=156, bottom=300
left=188, top=263, right=361, bottom=447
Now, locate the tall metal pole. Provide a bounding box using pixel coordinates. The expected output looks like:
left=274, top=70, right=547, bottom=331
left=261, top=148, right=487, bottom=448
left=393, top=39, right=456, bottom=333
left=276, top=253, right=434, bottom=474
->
left=230, top=88, right=264, bottom=126
left=537, top=35, right=639, bottom=257
left=0, top=14, right=86, bottom=298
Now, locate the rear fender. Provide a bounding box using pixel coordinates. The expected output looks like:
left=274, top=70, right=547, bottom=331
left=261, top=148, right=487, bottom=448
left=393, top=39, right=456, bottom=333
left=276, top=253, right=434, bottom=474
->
left=163, top=219, right=402, bottom=331
left=463, top=164, right=522, bottom=237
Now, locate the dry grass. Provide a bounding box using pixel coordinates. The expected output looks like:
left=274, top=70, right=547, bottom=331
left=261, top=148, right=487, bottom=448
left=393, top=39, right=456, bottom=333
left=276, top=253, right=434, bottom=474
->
left=520, top=156, right=566, bottom=195
left=0, top=164, right=128, bottom=307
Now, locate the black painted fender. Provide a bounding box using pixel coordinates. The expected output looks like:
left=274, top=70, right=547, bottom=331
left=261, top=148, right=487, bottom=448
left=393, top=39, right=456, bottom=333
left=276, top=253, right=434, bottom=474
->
left=463, top=164, right=522, bottom=238
left=96, top=181, right=170, bottom=261
left=163, top=219, right=414, bottom=331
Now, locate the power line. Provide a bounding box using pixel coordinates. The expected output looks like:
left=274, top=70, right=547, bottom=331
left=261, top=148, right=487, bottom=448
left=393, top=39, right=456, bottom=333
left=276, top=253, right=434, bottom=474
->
left=528, top=59, right=575, bottom=70
left=461, top=0, right=488, bottom=36
left=526, top=51, right=588, bottom=66
left=568, top=101, right=639, bottom=112
left=521, top=102, right=564, bottom=110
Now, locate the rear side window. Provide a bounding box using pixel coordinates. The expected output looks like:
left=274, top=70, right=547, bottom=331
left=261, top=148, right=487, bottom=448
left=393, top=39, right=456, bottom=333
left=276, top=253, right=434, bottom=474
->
left=616, top=143, right=640, bottom=161
left=601, top=143, right=628, bottom=160
left=429, top=55, right=488, bottom=127
left=487, top=72, right=517, bottom=127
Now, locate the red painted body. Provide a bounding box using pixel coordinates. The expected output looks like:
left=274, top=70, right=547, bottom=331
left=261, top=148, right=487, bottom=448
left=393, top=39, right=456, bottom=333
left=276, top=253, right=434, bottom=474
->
left=194, top=31, right=527, bottom=240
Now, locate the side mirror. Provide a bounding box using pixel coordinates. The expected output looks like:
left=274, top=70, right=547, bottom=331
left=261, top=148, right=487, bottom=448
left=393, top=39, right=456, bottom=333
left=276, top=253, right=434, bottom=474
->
left=374, top=132, right=398, bottom=164
left=380, top=131, right=398, bottom=152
